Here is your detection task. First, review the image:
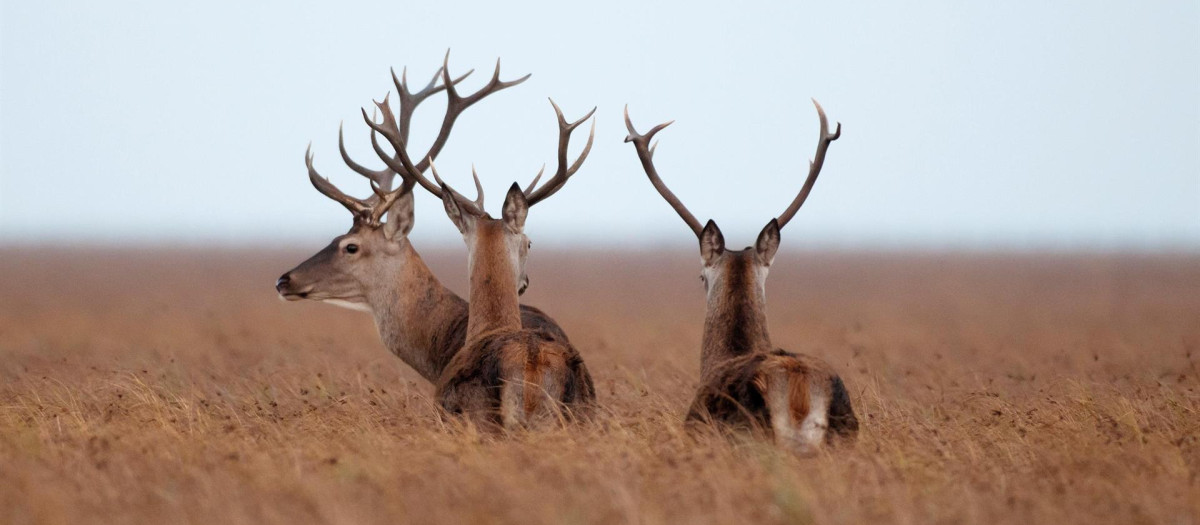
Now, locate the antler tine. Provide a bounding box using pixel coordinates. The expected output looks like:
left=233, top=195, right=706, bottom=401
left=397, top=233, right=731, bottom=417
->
left=306, top=143, right=370, bottom=217
left=623, top=105, right=701, bottom=237
left=470, top=164, right=485, bottom=210
left=523, top=165, right=545, bottom=195
left=338, top=121, right=396, bottom=192
left=428, top=160, right=487, bottom=217
left=441, top=51, right=532, bottom=109
left=522, top=99, right=597, bottom=206
left=776, top=98, right=842, bottom=229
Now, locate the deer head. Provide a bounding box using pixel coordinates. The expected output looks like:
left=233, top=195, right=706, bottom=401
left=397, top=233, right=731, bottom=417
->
left=623, top=100, right=841, bottom=306
left=273, top=164, right=415, bottom=311
left=276, top=53, right=529, bottom=310
left=407, top=98, right=596, bottom=297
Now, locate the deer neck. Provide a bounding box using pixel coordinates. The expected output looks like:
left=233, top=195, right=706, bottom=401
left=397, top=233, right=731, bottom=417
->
left=464, top=227, right=523, bottom=343
left=364, top=242, right=467, bottom=382
left=700, top=258, right=773, bottom=374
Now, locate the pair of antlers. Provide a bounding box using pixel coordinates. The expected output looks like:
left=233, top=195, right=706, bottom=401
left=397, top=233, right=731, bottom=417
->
left=624, top=99, right=841, bottom=237
left=306, top=51, right=595, bottom=225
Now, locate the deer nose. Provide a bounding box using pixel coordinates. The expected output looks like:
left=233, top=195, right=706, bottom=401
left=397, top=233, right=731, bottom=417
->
left=275, top=274, right=291, bottom=293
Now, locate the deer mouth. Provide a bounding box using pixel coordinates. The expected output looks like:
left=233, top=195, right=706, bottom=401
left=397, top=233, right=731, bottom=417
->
left=278, top=288, right=313, bottom=301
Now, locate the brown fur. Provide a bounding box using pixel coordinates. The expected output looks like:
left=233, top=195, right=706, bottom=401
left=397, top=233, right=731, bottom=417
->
left=436, top=330, right=594, bottom=429
left=464, top=225, right=524, bottom=342
left=687, top=248, right=857, bottom=447
left=441, top=220, right=595, bottom=429
left=688, top=351, right=820, bottom=428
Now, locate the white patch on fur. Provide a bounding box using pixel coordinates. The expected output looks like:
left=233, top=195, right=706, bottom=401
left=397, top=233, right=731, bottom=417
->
left=766, top=371, right=829, bottom=455
left=796, top=384, right=830, bottom=454
left=322, top=299, right=373, bottom=314
left=500, top=380, right=523, bottom=430
left=509, top=232, right=528, bottom=294
left=755, top=265, right=770, bottom=302
left=765, top=370, right=798, bottom=444
left=533, top=370, right=561, bottom=423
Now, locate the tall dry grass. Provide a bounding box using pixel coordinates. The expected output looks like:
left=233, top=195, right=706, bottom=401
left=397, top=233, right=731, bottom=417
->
left=1, top=248, right=1197, bottom=524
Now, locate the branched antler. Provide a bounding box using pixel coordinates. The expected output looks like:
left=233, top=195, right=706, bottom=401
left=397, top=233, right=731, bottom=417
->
left=306, top=144, right=369, bottom=217
left=427, top=160, right=488, bottom=217
left=623, top=105, right=699, bottom=236
left=305, top=143, right=408, bottom=226
left=777, top=99, right=841, bottom=228
left=522, top=99, right=596, bottom=206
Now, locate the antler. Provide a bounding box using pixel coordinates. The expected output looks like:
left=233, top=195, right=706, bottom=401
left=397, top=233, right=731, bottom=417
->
left=364, top=50, right=530, bottom=211
left=337, top=64, right=472, bottom=198
left=306, top=144, right=370, bottom=218
left=623, top=105, right=702, bottom=237
left=521, top=99, right=596, bottom=206
left=394, top=65, right=474, bottom=145
left=776, top=99, right=841, bottom=228
left=366, top=177, right=413, bottom=225
left=428, top=160, right=488, bottom=217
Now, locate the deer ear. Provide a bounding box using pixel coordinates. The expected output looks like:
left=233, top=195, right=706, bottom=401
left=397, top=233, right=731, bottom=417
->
left=502, top=182, right=528, bottom=232
left=755, top=219, right=781, bottom=266
left=440, top=184, right=474, bottom=234
left=383, top=190, right=414, bottom=240
left=699, top=220, right=724, bottom=266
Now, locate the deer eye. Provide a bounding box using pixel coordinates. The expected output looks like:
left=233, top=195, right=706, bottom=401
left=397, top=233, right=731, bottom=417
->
left=344, top=244, right=359, bottom=254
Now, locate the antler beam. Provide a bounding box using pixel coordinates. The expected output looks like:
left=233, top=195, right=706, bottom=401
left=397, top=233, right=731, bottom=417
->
left=623, top=105, right=702, bottom=237
left=776, top=99, right=841, bottom=229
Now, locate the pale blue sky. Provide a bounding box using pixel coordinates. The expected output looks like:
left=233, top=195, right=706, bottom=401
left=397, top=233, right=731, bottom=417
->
left=2, top=1, right=1197, bottom=249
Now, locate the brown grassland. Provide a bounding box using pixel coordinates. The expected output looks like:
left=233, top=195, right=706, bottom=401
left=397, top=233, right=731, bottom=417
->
left=1, top=248, right=1198, bottom=524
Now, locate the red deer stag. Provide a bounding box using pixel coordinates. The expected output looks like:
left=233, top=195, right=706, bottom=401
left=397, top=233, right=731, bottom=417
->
left=384, top=95, right=597, bottom=429
left=276, top=55, right=587, bottom=409
left=623, top=100, right=858, bottom=453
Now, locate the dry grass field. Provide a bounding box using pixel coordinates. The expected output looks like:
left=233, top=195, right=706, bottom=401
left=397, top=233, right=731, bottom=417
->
left=1, top=248, right=1197, bottom=524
